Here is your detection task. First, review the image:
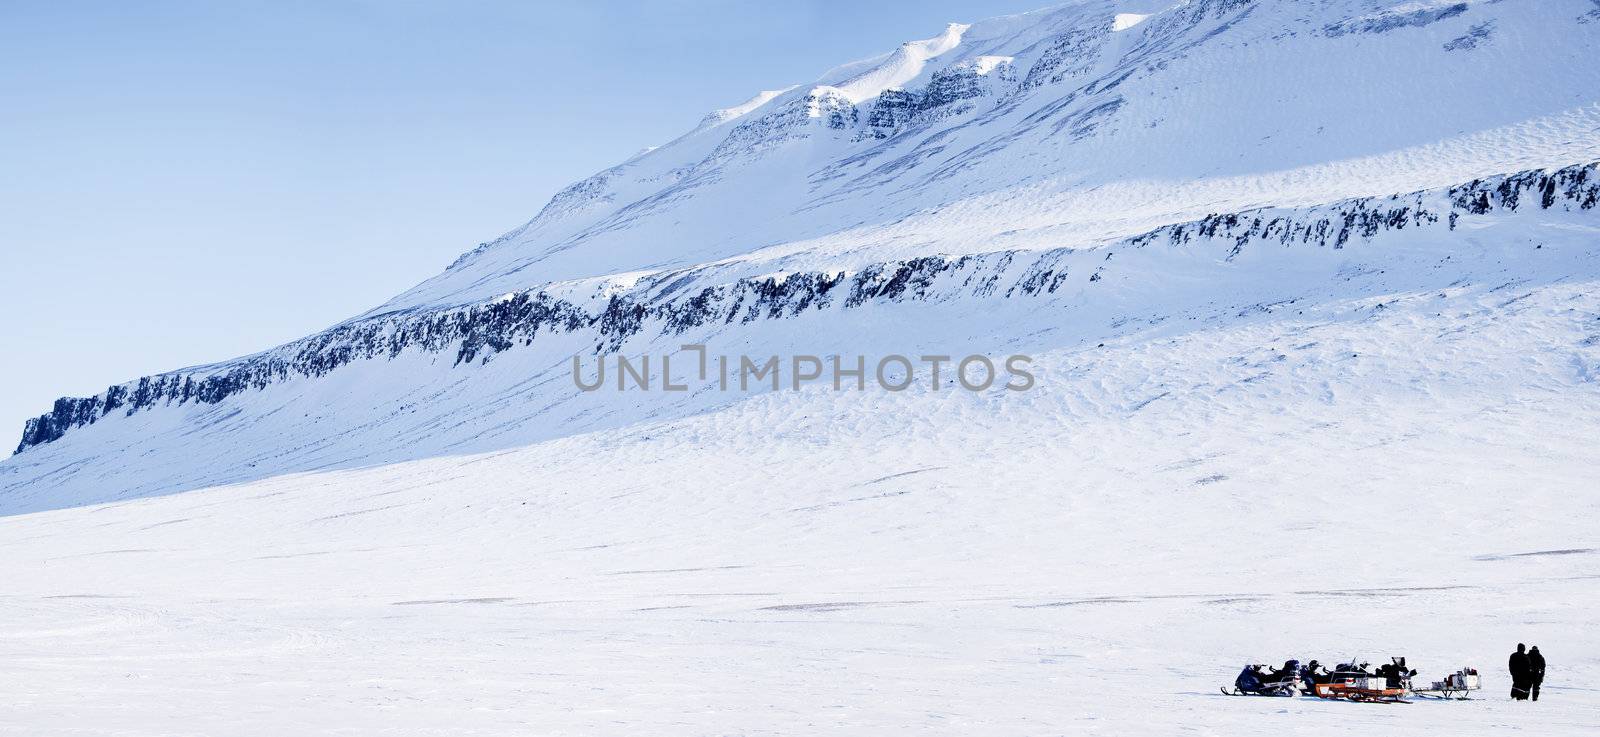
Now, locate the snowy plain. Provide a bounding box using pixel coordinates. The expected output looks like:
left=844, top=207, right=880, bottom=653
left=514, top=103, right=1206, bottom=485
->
left=4, top=0, right=1600, bottom=735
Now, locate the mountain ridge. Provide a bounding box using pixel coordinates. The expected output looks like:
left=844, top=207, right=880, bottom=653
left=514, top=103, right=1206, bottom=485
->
left=14, top=159, right=1597, bottom=455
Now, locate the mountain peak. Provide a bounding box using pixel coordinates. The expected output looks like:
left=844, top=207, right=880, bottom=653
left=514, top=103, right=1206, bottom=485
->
left=373, top=0, right=1600, bottom=318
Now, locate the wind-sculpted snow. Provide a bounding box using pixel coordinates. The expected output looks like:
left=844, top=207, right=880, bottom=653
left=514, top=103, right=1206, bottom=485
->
left=16, top=162, right=1597, bottom=454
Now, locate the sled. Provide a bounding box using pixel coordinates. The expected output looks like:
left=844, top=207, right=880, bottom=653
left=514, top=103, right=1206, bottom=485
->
left=1411, top=669, right=1480, bottom=700
left=1312, top=679, right=1408, bottom=703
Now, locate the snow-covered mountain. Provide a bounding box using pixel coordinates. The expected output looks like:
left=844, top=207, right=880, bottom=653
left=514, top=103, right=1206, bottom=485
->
left=4, top=2, right=1600, bottom=734
left=11, top=0, right=1600, bottom=473
left=7, top=161, right=1598, bottom=509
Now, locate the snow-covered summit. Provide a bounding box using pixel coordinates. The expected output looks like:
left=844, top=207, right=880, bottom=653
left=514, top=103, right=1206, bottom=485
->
left=823, top=22, right=971, bottom=104
left=369, top=0, right=1600, bottom=319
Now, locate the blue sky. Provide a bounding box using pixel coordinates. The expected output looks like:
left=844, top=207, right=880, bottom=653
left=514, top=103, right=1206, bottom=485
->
left=0, top=0, right=1046, bottom=452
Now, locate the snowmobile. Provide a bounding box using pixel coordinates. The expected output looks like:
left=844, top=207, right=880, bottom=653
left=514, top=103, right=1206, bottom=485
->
left=1222, top=662, right=1303, bottom=697
left=1410, top=667, right=1481, bottom=700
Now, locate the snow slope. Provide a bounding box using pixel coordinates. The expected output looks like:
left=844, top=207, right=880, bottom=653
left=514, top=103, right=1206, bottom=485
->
left=4, top=0, right=1600, bottom=734
left=3, top=224, right=1599, bottom=734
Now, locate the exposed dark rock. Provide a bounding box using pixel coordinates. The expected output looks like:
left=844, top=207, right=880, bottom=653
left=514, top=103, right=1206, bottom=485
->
left=16, top=162, right=1597, bottom=453
left=1324, top=2, right=1468, bottom=37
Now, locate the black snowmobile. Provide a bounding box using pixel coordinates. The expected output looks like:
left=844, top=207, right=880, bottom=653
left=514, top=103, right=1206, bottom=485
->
left=1222, top=661, right=1304, bottom=697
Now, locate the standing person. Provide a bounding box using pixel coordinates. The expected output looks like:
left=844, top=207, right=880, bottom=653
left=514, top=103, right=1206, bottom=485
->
left=1529, top=646, right=1546, bottom=701
left=1509, top=643, right=1531, bottom=700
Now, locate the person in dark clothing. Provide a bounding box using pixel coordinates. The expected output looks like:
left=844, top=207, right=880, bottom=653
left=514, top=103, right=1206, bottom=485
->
left=1265, top=659, right=1300, bottom=687
left=1529, top=646, right=1546, bottom=701
left=1509, top=643, right=1531, bottom=700
left=1302, top=659, right=1328, bottom=687
left=1381, top=657, right=1416, bottom=689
